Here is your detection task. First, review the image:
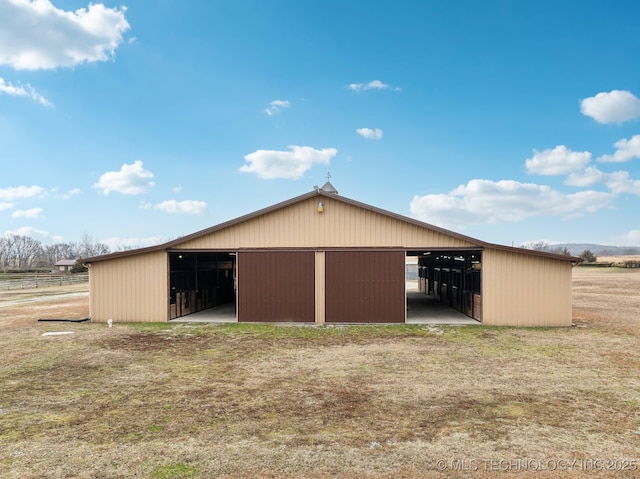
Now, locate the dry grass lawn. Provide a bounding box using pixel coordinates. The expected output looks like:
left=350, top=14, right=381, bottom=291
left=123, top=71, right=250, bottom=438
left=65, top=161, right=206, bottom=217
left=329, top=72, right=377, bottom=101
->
left=0, top=267, right=639, bottom=478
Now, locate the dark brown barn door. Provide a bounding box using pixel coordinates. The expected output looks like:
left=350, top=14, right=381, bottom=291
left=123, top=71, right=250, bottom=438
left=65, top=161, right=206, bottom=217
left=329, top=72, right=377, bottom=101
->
left=325, top=251, right=405, bottom=323
left=237, top=251, right=315, bottom=322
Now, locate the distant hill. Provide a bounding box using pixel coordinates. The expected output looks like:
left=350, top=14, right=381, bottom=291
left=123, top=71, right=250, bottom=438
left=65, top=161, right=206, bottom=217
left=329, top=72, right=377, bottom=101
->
left=548, top=244, right=640, bottom=256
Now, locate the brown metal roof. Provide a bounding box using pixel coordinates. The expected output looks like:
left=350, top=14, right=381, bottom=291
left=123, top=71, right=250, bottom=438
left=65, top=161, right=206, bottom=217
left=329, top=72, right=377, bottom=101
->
left=80, top=189, right=583, bottom=264
left=54, top=259, right=77, bottom=266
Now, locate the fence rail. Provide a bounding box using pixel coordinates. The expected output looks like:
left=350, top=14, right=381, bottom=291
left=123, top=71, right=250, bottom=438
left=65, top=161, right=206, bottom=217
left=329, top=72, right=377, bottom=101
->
left=0, top=274, right=89, bottom=290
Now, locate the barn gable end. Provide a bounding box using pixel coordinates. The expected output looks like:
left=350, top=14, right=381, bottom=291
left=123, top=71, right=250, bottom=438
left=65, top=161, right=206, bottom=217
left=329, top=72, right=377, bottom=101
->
left=176, top=194, right=478, bottom=250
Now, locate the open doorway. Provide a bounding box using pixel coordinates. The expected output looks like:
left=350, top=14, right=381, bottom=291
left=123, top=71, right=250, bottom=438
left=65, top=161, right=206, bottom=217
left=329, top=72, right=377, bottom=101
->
left=406, top=250, right=482, bottom=323
left=168, top=251, right=236, bottom=320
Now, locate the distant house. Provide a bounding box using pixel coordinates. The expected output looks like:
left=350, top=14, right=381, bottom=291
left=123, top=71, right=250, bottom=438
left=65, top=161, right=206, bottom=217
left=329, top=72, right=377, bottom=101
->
left=54, top=259, right=77, bottom=272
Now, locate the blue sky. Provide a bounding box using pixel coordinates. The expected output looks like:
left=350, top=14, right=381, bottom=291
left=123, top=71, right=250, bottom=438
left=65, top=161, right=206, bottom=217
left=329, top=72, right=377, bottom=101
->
left=1, top=0, right=640, bottom=250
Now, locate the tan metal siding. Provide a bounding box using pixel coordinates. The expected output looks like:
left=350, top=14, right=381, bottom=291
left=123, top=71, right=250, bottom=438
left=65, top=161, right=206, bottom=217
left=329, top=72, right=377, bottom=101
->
left=482, top=248, right=572, bottom=326
left=237, top=251, right=315, bottom=322
left=89, top=251, right=167, bottom=323
left=177, top=196, right=476, bottom=250
left=325, top=251, right=405, bottom=323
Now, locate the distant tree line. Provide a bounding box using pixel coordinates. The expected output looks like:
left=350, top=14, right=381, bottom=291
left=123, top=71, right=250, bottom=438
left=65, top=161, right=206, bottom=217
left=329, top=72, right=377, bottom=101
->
left=520, top=241, right=572, bottom=256
left=0, top=233, right=110, bottom=272
left=520, top=241, right=640, bottom=263
left=595, top=247, right=640, bottom=256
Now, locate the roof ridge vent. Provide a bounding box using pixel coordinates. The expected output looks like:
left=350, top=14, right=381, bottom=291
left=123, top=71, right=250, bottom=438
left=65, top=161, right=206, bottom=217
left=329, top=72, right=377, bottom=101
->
left=320, top=181, right=338, bottom=194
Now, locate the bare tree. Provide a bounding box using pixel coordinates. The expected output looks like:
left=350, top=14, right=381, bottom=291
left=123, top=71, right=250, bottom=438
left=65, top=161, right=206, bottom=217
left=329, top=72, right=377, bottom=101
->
left=0, top=233, right=111, bottom=271
left=80, top=232, right=110, bottom=258
left=63, top=242, right=83, bottom=259
left=1, top=235, right=43, bottom=269
left=42, top=243, right=64, bottom=265
left=0, top=237, right=9, bottom=271
left=520, top=240, right=549, bottom=251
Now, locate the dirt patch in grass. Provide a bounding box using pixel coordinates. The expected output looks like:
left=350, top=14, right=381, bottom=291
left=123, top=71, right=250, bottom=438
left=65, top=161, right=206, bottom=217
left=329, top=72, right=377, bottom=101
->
left=1, top=270, right=639, bottom=478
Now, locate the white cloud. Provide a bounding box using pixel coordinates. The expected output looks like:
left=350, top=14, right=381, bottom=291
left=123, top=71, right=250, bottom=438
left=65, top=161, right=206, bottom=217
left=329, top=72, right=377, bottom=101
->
left=566, top=190, right=617, bottom=214
left=0, top=77, right=51, bottom=106
left=265, top=99, right=290, bottom=116
left=605, top=170, right=640, bottom=195
left=53, top=188, right=81, bottom=199
left=0, top=185, right=46, bottom=200
left=172, top=185, right=182, bottom=193
left=525, top=145, right=591, bottom=175
left=0, top=0, right=130, bottom=70
left=597, top=135, right=640, bottom=163
left=565, top=166, right=606, bottom=187
left=580, top=90, right=640, bottom=124
left=3, top=226, right=60, bottom=242
left=564, top=165, right=640, bottom=195
left=11, top=207, right=43, bottom=219
left=612, top=230, right=640, bottom=246
left=356, top=128, right=383, bottom=140
left=240, top=145, right=337, bottom=180
left=93, top=161, right=155, bottom=195
left=100, top=236, right=164, bottom=250
left=0, top=202, right=14, bottom=211
left=155, top=200, right=207, bottom=215
left=64, top=188, right=81, bottom=198
left=347, top=80, right=399, bottom=92
left=409, top=179, right=614, bottom=230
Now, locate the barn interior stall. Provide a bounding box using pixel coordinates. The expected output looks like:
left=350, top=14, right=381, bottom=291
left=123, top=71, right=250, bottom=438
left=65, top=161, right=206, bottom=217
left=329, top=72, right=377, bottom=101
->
left=413, top=250, right=482, bottom=321
left=169, top=251, right=236, bottom=320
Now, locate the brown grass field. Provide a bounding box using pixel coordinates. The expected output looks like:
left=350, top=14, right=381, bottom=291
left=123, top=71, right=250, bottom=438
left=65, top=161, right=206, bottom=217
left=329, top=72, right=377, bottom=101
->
left=0, top=266, right=639, bottom=479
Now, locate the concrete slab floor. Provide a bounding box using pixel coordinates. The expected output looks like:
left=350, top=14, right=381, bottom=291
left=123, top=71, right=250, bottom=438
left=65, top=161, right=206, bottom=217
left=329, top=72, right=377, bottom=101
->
left=171, top=302, right=236, bottom=323
left=405, top=290, right=479, bottom=325
left=171, top=290, right=480, bottom=326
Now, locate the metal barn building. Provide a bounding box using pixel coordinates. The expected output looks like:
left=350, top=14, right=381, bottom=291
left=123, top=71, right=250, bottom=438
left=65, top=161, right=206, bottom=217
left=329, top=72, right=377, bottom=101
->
left=81, top=184, right=579, bottom=326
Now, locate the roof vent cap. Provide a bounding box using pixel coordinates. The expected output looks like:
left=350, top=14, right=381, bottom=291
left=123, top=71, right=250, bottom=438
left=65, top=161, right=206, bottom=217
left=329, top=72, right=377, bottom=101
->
left=320, top=181, right=338, bottom=194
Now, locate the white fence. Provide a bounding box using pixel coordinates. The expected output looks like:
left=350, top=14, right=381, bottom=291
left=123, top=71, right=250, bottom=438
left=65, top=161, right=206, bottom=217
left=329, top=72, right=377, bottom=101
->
left=0, top=274, right=89, bottom=290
